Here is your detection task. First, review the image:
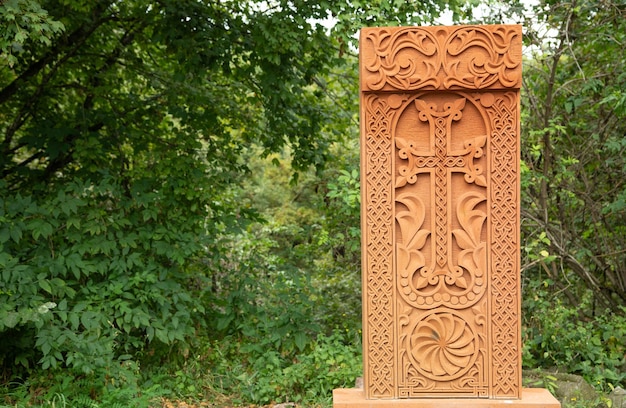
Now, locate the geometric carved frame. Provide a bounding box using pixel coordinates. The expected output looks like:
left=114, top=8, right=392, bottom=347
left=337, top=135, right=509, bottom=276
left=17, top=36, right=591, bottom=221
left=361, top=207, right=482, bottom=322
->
left=360, top=25, right=522, bottom=399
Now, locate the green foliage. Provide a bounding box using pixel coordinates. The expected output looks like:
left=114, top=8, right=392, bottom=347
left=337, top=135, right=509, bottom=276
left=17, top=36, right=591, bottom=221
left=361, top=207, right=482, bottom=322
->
left=328, top=0, right=478, bottom=50
left=0, top=0, right=380, bottom=402
left=514, top=2, right=626, bottom=397
left=522, top=281, right=626, bottom=392
left=518, top=0, right=626, bottom=311
left=0, top=0, right=364, bottom=398
left=206, top=329, right=361, bottom=406
left=211, top=228, right=322, bottom=354
left=325, top=166, right=361, bottom=255
left=254, top=330, right=362, bottom=405
left=0, top=176, right=210, bottom=376
left=0, top=360, right=164, bottom=407
left=0, top=0, right=65, bottom=67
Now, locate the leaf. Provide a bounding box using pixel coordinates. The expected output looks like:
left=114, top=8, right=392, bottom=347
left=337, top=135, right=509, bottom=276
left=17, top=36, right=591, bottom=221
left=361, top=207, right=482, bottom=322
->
left=41, top=341, right=52, bottom=356
left=473, top=245, right=486, bottom=274
left=397, top=245, right=425, bottom=275
left=396, top=137, right=409, bottom=150
left=39, top=279, right=52, bottom=294
left=415, top=275, right=429, bottom=290
left=395, top=176, right=408, bottom=188
left=2, top=312, right=19, bottom=329
left=471, top=135, right=487, bottom=149
left=451, top=98, right=466, bottom=111
left=216, top=316, right=233, bottom=331
left=14, top=31, right=27, bottom=43
left=396, top=245, right=410, bottom=274
left=458, top=249, right=475, bottom=273
left=81, top=311, right=96, bottom=330
left=69, top=313, right=80, bottom=330
left=294, top=332, right=307, bottom=351
left=0, top=228, right=9, bottom=244
left=396, top=194, right=427, bottom=243
left=414, top=99, right=431, bottom=112
left=452, top=229, right=474, bottom=250
left=155, top=328, right=168, bottom=344
left=9, top=225, right=22, bottom=243
left=407, top=229, right=430, bottom=251
left=475, top=175, right=487, bottom=187
left=146, top=326, right=155, bottom=342
left=456, top=192, right=486, bottom=244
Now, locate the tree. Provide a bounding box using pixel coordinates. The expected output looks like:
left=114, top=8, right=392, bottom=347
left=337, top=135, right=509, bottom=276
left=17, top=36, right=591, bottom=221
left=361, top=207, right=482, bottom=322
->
left=0, top=0, right=472, bottom=391
left=516, top=0, right=626, bottom=312
left=0, top=0, right=64, bottom=67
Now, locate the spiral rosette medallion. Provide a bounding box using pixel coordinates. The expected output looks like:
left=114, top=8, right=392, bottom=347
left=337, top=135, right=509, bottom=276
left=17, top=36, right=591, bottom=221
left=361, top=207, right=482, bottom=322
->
left=409, top=311, right=478, bottom=381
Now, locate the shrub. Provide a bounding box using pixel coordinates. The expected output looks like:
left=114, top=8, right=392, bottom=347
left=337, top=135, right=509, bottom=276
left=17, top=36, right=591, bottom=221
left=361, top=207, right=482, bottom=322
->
left=522, top=284, right=626, bottom=392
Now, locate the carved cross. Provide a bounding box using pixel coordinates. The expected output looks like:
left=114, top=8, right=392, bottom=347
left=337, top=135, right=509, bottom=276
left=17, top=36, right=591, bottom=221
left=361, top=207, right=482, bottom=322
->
left=395, top=98, right=487, bottom=272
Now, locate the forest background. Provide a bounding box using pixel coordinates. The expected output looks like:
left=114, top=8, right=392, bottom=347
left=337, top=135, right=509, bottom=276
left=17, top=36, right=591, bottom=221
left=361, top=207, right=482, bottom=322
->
left=1, top=0, right=625, bottom=407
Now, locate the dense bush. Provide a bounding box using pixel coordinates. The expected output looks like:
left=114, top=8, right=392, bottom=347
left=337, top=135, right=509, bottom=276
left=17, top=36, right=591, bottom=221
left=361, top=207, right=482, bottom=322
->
left=522, top=279, right=626, bottom=392
left=212, top=330, right=362, bottom=405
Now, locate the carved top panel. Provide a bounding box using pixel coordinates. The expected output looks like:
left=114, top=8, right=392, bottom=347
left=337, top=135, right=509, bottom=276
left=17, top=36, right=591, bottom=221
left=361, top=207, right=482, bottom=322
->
left=360, top=25, right=522, bottom=92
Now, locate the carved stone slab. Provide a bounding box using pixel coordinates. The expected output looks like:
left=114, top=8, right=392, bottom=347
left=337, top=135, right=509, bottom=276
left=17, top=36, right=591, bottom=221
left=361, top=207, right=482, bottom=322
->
left=360, top=25, right=522, bottom=92
left=341, top=25, right=557, bottom=406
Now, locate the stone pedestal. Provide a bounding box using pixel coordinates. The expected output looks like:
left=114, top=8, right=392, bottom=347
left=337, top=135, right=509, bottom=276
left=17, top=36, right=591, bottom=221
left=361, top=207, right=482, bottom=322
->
left=333, top=24, right=559, bottom=407
left=334, top=388, right=561, bottom=407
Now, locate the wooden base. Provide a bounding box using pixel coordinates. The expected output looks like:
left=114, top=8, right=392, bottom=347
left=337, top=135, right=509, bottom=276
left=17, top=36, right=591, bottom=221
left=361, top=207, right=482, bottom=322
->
left=333, top=388, right=561, bottom=408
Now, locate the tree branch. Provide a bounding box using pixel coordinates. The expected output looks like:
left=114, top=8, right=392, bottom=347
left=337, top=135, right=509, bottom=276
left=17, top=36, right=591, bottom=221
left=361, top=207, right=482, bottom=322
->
left=0, top=1, right=114, bottom=106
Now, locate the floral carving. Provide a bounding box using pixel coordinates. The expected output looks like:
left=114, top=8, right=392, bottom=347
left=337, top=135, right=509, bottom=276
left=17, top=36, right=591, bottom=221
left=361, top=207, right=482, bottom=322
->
left=409, top=312, right=478, bottom=381
left=444, top=27, right=521, bottom=89
left=452, top=192, right=487, bottom=284
left=396, top=193, right=430, bottom=284
left=395, top=190, right=488, bottom=310
left=394, top=95, right=487, bottom=310
left=361, top=25, right=522, bottom=91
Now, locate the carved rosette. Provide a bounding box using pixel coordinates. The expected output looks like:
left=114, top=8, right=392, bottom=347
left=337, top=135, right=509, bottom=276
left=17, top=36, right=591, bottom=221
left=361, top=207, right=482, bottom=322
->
left=359, top=25, right=521, bottom=400
left=409, top=311, right=478, bottom=381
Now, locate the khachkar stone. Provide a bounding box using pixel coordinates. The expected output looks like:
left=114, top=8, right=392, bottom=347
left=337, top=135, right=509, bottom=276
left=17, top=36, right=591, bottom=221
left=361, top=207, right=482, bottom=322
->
left=333, top=25, right=560, bottom=407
